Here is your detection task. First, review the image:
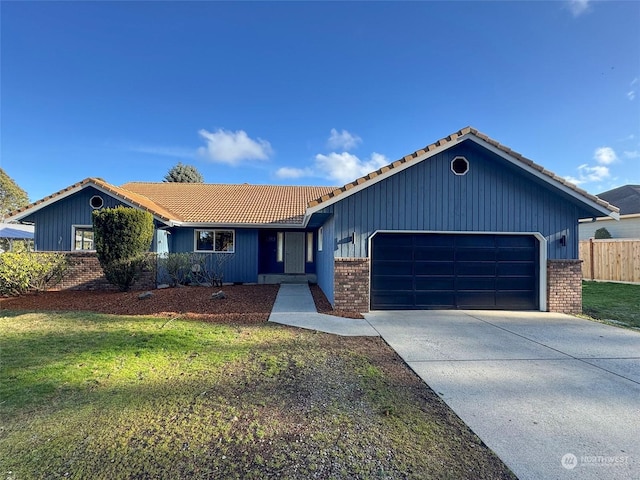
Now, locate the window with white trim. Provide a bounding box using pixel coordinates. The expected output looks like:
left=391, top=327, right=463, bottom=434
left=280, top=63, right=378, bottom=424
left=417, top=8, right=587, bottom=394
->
left=276, top=232, right=284, bottom=262
left=318, top=227, right=323, bottom=251
left=73, top=225, right=95, bottom=251
left=194, top=229, right=235, bottom=253
left=306, top=232, right=313, bottom=262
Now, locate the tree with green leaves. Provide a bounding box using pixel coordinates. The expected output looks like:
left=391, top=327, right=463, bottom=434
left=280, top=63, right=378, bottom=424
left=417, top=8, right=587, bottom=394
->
left=164, top=162, right=204, bottom=183
left=92, top=207, right=154, bottom=291
left=0, top=168, right=29, bottom=219
left=594, top=227, right=612, bottom=239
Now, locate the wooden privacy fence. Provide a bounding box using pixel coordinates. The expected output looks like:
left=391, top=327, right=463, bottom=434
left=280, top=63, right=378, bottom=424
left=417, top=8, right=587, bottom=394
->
left=579, top=239, right=640, bottom=283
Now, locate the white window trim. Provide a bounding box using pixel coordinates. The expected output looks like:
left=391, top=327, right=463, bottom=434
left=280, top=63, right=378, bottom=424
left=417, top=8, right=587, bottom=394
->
left=72, top=225, right=95, bottom=251
left=193, top=229, right=236, bottom=253
left=451, top=156, right=470, bottom=176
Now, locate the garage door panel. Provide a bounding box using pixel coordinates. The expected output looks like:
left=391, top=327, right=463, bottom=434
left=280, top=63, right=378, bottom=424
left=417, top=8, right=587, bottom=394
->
left=414, top=262, right=455, bottom=275
left=415, top=277, right=455, bottom=291
left=456, top=262, right=496, bottom=276
left=497, top=249, right=537, bottom=261
left=414, top=247, right=455, bottom=261
left=496, top=277, right=534, bottom=290
left=371, top=233, right=539, bottom=311
left=456, top=292, right=497, bottom=307
left=457, top=277, right=496, bottom=290
left=415, top=292, right=456, bottom=307
left=496, top=292, right=537, bottom=309
left=375, top=245, right=413, bottom=261
left=371, top=276, right=414, bottom=290
left=374, top=261, right=414, bottom=276
left=373, top=292, right=415, bottom=308
left=456, top=249, right=496, bottom=261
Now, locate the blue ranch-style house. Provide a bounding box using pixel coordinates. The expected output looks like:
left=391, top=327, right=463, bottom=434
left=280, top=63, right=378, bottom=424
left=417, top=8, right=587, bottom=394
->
left=7, top=127, right=619, bottom=314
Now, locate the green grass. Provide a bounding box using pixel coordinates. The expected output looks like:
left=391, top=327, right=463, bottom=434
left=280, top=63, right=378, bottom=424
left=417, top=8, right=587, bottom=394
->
left=0, top=311, right=515, bottom=480
left=582, top=281, right=640, bottom=329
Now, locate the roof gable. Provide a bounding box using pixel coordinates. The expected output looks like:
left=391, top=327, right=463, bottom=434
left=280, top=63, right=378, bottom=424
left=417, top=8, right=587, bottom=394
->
left=5, top=178, right=180, bottom=224
left=306, top=126, right=619, bottom=220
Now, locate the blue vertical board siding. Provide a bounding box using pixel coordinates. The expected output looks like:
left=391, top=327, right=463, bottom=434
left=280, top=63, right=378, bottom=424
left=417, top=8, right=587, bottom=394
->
left=323, top=141, right=593, bottom=261
left=316, top=217, right=335, bottom=305
left=170, top=227, right=259, bottom=283
left=24, top=187, right=130, bottom=251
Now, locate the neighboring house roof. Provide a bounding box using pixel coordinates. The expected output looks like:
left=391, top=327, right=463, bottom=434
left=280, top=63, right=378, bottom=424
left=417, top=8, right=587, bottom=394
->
left=596, top=185, right=640, bottom=215
left=306, top=126, right=619, bottom=220
left=122, top=182, right=335, bottom=225
left=0, top=223, right=34, bottom=240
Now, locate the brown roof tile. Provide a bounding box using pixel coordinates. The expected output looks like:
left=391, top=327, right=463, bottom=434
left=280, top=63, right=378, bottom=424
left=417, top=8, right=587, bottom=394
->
left=121, top=182, right=336, bottom=225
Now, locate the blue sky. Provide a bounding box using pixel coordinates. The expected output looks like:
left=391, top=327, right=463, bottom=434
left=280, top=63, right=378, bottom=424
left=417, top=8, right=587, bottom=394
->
left=2, top=0, right=639, bottom=203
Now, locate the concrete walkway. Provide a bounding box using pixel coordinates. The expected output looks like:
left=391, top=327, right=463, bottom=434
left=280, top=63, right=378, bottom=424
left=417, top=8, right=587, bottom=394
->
left=268, top=283, right=378, bottom=336
left=365, top=310, right=640, bottom=480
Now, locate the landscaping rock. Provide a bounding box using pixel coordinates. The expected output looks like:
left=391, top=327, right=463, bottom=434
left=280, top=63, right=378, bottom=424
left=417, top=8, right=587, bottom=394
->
left=157, top=284, right=170, bottom=289
left=211, top=291, right=226, bottom=300
left=138, top=291, right=153, bottom=300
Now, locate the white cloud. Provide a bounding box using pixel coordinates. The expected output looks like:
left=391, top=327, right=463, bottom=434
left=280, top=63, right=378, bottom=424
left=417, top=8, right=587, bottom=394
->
left=624, top=150, right=640, bottom=159
left=327, top=128, right=362, bottom=151
left=276, top=151, right=389, bottom=185
left=593, top=146, right=617, bottom=165
left=314, top=152, right=389, bottom=184
left=627, top=90, right=636, bottom=101
left=275, top=167, right=313, bottom=179
left=564, top=175, right=584, bottom=186
left=568, top=0, right=590, bottom=17
left=197, top=129, right=272, bottom=165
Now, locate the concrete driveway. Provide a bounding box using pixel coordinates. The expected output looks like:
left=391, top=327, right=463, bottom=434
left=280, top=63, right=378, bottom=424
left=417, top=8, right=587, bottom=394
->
left=364, top=310, right=640, bottom=480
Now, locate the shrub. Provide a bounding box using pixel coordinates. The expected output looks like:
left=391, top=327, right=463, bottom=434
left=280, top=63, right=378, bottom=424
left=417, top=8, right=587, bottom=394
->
left=594, top=227, right=612, bottom=239
left=0, top=252, right=68, bottom=296
left=157, top=252, right=232, bottom=288
left=93, top=207, right=154, bottom=291
left=157, top=253, right=193, bottom=287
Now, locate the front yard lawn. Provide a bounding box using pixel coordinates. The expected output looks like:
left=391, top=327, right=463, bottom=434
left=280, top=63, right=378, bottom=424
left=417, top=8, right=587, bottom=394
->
left=582, top=281, right=640, bottom=329
left=0, top=311, right=515, bottom=480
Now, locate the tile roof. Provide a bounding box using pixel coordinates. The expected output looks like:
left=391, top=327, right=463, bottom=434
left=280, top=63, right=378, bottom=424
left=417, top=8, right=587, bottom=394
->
left=121, top=182, right=336, bottom=225
left=307, top=126, right=620, bottom=215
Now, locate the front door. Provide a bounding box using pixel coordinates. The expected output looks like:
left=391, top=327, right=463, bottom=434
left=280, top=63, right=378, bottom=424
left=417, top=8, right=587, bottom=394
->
left=284, top=232, right=305, bottom=274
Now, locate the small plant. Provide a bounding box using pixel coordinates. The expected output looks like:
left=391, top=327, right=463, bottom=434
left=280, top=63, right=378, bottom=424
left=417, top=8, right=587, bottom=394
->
left=594, top=227, right=612, bottom=239
left=157, top=253, right=193, bottom=286
left=158, top=252, right=233, bottom=287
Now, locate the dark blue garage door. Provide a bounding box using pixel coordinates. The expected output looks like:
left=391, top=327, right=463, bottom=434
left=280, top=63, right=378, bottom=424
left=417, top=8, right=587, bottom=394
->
left=371, top=233, right=539, bottom=310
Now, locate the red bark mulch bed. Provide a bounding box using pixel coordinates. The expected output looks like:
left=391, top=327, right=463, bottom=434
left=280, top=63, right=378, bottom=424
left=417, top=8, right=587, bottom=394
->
left=1, top=284, right=365, bottom=322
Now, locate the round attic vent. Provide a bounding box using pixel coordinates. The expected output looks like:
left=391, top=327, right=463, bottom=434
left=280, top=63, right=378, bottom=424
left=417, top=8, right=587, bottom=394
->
left=90, top=195, right=104, bottom=209
left=451, top=156, right=470, bottom=176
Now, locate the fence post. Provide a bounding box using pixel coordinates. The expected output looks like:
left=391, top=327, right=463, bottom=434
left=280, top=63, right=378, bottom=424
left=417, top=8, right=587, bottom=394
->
left=589, top=238, right=594, bottom=280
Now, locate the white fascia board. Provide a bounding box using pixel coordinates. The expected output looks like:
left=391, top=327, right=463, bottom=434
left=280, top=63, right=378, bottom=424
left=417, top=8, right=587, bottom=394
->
left=465, top=135, right=620, bottom=220
left=304, top=140, right=459, bottom=218
left=578, top=213, right=639, bottom=223
left=367, top=230, right=548, bottom=312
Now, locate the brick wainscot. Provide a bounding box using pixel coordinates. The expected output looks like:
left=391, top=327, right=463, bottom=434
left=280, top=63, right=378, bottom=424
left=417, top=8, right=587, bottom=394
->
left=334, top=257, right=370, bottom=312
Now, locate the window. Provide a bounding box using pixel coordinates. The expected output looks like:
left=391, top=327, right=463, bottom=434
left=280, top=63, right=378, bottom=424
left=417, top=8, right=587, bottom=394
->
left=194, top=229, right=235, bottom=253
left=318, top=227, right=323, bottom=251
left=306, top=232, right=313, bottom=262
left=276, top=232, right=284, bottom=262
left=73, top=226, right=94, bottom=251
left=451, top=156, right=469, bottom=175
left=89, top=195, right=104, bottom=209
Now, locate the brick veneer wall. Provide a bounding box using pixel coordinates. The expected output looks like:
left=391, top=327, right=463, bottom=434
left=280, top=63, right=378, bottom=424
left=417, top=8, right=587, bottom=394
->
left=334, top=257, right=370, bottom=312
left=47, top=252, right=156, bottom=291
left=547, top=259, right=582, bottom=314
